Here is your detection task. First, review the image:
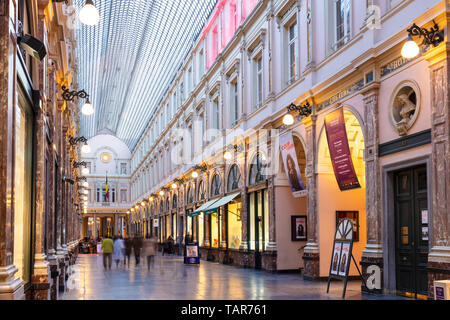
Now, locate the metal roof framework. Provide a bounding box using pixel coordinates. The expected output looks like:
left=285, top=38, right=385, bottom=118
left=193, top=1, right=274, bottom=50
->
left=74, top=0, right=218, bottom=150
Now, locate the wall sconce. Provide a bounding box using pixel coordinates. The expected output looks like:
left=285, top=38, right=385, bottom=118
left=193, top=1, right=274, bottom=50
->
left=61, top=86, right=94, bottom=116
left=69, top=136, right=91, bottom=154
left=192, top=164, right=208, bottom=178
left=223, top=144, right=244, bottom=160
left=73, top=161, right=88, bottom=168
left=401, top=21, right=444, bottom=59
left=282, top=101, right=312, bottom=126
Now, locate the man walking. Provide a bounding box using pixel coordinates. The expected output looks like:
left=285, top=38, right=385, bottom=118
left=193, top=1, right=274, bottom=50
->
left=101, top=235, right=114, bottom=270
left=132, top=236, right=143, bottom=266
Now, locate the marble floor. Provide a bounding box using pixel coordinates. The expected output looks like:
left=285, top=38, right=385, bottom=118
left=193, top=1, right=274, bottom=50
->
left=60, top=254, right=409, bottom=300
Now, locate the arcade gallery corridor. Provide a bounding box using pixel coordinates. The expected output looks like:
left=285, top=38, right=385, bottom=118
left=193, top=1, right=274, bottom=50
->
left=1, top=0, right=449, bottom=304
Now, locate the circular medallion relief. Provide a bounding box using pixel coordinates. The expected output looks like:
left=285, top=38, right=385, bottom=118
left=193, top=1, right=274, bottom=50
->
left=389, top=81, right=421, bottom=136
left=100, top=152, right=111, bottom=163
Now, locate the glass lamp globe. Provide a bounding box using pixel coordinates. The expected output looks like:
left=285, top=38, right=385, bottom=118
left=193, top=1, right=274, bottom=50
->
left=83, top=181, right=89, bottom=188
left=159, top=191, right=165, bottom=196
left=192, top=171, right=199, bottom=178
left=283, top=114, right=295, bottom=126
left=172, top=183, right=178, bottom=189
left=401, top=37, right=420, bottom=59
left=81, top=143, right=91, bottom=154
left=224, top=151, right=232, bottom=161
left=82, top=167, right=90, bottom=175
left=79, top=0, right=100, bottom=26
left=81, top=100, right=94, bottom=115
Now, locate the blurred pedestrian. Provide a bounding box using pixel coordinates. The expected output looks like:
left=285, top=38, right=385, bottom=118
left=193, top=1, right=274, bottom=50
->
left=101, top=235, right=114, bottom=270
left=113, top=236, right=124, bottom=268
left=132, top=236, right=143, bottom=266
left=142, top=235, right=158, bottom=270
left=124, top=237, right=133, bottom=268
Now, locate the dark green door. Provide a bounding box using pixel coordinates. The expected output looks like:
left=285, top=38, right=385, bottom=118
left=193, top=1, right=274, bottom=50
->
left=394, top=165, right=429, bottom=299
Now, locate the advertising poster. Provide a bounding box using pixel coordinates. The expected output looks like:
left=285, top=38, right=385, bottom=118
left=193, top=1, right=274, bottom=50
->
left=184, top=242, right=200, bottom=265
left=291, top=216, right=307, bottom=241
left=279, top=132, right=306, bottom=193
left=331, top=242, right=342, bottom=275
left=324, top=108, right=361, bottom=191
left=339, top=242, right=351, bottom=277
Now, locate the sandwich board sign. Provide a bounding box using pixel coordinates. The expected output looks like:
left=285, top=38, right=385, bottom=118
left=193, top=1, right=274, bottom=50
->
left=327, top=218, right=367, bottom=298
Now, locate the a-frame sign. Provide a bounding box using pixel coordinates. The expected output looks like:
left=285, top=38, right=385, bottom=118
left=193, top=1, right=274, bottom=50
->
left=327, top=218, right=367, bottom=298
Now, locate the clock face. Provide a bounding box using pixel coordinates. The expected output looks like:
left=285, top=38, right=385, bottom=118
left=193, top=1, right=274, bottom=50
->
left=101, top=152, right=111, bottom=163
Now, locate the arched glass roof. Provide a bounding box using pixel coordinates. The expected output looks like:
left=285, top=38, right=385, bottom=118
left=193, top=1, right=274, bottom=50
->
left=73, top=0, right=218, bottom=150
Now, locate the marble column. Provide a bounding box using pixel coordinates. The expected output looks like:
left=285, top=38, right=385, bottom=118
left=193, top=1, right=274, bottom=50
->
left=31, top=7, right=50, bottom=300
left=424, top=34, right=450, bottom=299
left=263, top=130, right=277, bottom=271
left=360, top=82, right=383, bottom=294
left=0, top=0, right=25, bottom=300
left=302, top=115, right=320, bottom=280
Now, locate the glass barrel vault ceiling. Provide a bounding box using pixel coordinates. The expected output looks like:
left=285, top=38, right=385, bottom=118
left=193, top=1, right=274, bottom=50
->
left=73, top=0, right=218, bottom=150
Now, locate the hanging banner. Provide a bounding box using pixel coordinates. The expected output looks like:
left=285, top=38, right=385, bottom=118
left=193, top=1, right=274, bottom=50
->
left=324, top=108, right=361, bottom=191
left=280, top=132, right=306, bottom=195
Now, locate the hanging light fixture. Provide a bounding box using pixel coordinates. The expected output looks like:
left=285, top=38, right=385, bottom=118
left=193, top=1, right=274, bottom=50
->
left=81, top=167, right=90, bottom=175
left=81, top=142, right=91, bottom=154
left=159, top=190, right=165, bottom=196
left=223, top=151, right=232, bottom=161
left=83, top=181, right=89, bottom=188
left=81, top=99, right=94, bottom=115
left=192, top=171, right=199, bottom=178
left=79, top=0, right=100, bottom=26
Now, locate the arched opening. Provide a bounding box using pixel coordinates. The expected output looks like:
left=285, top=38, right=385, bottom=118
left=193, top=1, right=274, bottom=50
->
left=210, top=173, right=222, bottom=248
left=317, top=109, right=366, bottom=277
left=227, top=164, right=242, bottom=250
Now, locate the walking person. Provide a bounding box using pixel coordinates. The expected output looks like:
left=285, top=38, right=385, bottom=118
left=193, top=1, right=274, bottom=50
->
left=101, top=235, right=114, bottom=270
left=132, top=236, right=143, bottom=266
left=142, top=235, right=158, bottom=270
left=124, top=236, right=133, bottom=268
left=113, top=236, right=124, bottom=269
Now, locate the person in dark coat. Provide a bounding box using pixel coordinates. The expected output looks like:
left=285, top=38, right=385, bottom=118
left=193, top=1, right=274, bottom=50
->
left=124, top=237, right=133, bottom=268
left=132, top=236, right=143, bottom=265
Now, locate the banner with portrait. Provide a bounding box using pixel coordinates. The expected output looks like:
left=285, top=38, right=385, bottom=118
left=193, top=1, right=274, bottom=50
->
left=279, top=132, right=306, bottom=194
left=324, top=108, right=361, bottom=191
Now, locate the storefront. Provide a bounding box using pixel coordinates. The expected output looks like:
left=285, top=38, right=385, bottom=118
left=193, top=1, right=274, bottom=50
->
left=247, top=153, right=269, bottom=269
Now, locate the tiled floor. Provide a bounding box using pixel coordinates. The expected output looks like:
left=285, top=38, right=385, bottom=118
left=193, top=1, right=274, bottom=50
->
left=61, top=254, right=409, bottom=300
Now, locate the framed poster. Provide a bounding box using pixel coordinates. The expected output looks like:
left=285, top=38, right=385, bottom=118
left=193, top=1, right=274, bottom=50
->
left=339, top=242, right=351, bottom=277
left=336, top=211, right=359, bottom=242
left=331, top=242, right=342, bottom=275
left=291, top=215, right=307, bottom=241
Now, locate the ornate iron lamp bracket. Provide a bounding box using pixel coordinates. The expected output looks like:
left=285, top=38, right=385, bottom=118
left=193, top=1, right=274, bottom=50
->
left=407, top=22, right=444, bottom=48
left=61, top=86, right=89, bottom=102
left=69, top=136, right=88, bottom=146
left=287, top=101, right=313, bottom=118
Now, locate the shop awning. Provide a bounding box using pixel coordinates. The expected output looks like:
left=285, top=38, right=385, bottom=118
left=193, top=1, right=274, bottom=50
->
left=189, top=199, right=220, bottom=217
left=201, top=193, right=240, bottom=215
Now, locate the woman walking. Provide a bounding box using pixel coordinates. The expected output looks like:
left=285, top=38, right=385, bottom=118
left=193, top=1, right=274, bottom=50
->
left=113, top=236, right=124, bottom=268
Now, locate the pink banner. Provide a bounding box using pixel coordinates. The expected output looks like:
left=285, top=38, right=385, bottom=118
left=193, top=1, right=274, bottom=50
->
left=324, top=108, right=360, bottom=191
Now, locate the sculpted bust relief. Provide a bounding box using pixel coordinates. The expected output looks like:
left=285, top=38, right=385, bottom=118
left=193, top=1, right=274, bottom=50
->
left=389, top=83, right=420, bottom=137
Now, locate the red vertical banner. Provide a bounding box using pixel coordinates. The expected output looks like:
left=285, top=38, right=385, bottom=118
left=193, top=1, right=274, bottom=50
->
left=324, top=108, right=361, bottom=191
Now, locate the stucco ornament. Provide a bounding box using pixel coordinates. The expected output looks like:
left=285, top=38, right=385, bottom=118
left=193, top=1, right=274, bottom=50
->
left=390, top=83, right=420, bottom=136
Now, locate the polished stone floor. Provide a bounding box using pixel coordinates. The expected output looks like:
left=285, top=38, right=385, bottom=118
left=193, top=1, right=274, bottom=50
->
left=61, top=254, right=408, bottom=300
